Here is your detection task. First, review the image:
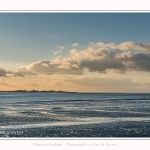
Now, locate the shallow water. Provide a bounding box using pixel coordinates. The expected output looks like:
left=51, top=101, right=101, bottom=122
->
left=0, top=92, right=150, bottom=137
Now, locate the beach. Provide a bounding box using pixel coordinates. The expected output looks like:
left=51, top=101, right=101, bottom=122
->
left=0, top=92, right=150, bottom=137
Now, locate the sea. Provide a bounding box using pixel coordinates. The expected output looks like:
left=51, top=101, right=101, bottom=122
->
left=0, top=92, right=150, bottom=137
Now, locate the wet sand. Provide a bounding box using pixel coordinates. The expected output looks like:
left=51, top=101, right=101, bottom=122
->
left=0, top=96, right=150, bottom=137
left=1, top=121, right=150, bottom=137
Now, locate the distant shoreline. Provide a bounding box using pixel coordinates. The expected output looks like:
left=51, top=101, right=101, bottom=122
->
left=0, top=91, right=150, bottom=94
left=0, top=90, right=77, bottom=93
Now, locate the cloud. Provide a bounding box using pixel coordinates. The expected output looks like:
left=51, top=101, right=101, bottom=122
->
left=69, top=47, right=126, bottom=73
left=71, top=43, right=78, bottom=47
left=68, top=42, right=150, bottom=73
left=0, top=68, right=24, bottom=78
left=54, top=45, right=64, bottom=55
left=16, top=41, right=150, bottom=76
left=18, top=60, right=83, bottom=75
left=91, top=41, right=150, bottom=52
left=6, top=71, right=24, bottom=77
left=117, top=52, right=150, bottom=72
left=0, top=68, right=6, bottom=77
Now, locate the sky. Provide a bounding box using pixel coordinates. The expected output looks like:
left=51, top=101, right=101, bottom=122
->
left=0, top=12, right=150, bottom=92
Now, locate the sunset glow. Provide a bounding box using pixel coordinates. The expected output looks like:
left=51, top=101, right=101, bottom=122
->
left=1, top=13, right=150, bottom=92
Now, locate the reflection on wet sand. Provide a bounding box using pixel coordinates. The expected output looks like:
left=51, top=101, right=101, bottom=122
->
left=0, top=93, right=150, bottom=137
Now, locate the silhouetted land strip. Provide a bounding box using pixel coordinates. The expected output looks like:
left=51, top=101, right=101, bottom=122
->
left=0, top=90, right=77, bottom=93
left=0, top=91, right=150, bottom=94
